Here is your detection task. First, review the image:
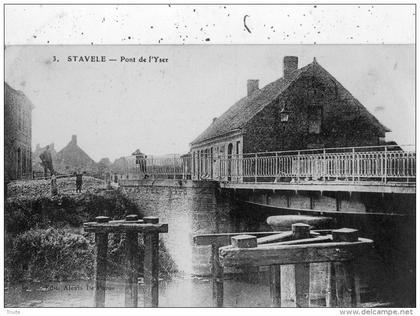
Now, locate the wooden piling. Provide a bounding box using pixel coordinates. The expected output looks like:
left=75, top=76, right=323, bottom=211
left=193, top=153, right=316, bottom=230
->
left=93, top=216, right=110, bottom=308
left=85, top=215, right=167, bottom=308
left=295, top=263, right=310, bottom=307
left=292, top=223, right=310, bottom=240
left=212, top=244, right=224, bottom=307
left=94, top=232, right=108, bottom=307
left=144, top=217, right=160, bottom=307
left=124, top=231, right=139, bottom=307
left=326, top=262, right=337, bottom=307
left=334, top=261, right=357, bottom=307
left=270, top=265, right=281, bottom=307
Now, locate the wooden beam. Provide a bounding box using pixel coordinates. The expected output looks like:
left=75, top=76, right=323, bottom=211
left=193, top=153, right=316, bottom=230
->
left=124, top=232, right=139, bottom=307
left=257, top=232, right=293, bottom=245
left=211, top=244, right=224, bottom=307
left=94, top=232, right=108, bottom=307
left=295, top=263, right=310, bottom=307
left=270, top=265, right=281, bottom=307
left=219, top=238, right=373, bottom=267
left=144, top=232, right=159, bottom=307
left=326, top=262, right=337, bottom=307
left=264, top=235, right=331, bottom=247
left=84, top=222, right=168, bottom=233
left=193, top=231, right=287, bottom=247
left=333, top=261, right=357, bottom=307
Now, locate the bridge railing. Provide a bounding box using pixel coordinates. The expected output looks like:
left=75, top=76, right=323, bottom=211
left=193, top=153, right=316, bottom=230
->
left=120, top=145, right=415, bottom=184
left=120, top=155, right=191, bottom=180
left=218, top=145, right=416, bottom=183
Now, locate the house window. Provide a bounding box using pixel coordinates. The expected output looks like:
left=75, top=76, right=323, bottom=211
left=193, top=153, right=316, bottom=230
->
left=220, top=145, right=225, bottom=158
left=308, top=106, right=322, bottom=134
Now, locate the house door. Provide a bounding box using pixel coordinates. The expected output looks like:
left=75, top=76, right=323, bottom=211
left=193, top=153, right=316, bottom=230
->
left=227, top=143, right=233, bottom=181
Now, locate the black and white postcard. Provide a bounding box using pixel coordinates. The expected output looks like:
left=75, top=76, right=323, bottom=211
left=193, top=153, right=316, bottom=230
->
left=2, top=3, right=416, bottom=312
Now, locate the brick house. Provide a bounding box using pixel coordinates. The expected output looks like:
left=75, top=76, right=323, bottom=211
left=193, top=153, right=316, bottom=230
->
left=190, top=56, right=389, bottom=179
left=4, top=83, right=34, bottom=181
left=55, top=135, right=98, bottom=174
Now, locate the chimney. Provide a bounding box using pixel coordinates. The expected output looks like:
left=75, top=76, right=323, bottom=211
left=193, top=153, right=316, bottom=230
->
left=283, top=56, right=298, bottom=80
left=213, top=117, right=218, bottom=123
left=71, top=135, right=77, bottom=145
left=247, top=79, right=259, bottom=96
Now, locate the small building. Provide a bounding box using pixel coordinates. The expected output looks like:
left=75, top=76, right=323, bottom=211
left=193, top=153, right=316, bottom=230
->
left=4, top=83, right=34, bottom=181
left=55, top=135, right=98, bottom=174
left=190, top=56, right=390, bottom=180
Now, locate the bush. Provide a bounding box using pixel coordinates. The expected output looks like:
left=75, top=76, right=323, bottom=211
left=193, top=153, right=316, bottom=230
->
left=8, top=228, right=95, bottom=282
left=6, top=228, right=177, bottom=283
left=5, top=190, right=140, bottom=235
left=5, top=180, right=177, bottom=283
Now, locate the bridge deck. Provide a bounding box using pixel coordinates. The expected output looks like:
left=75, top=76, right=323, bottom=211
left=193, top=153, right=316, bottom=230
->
left=120, top=145, right=415, bottom=194
left=220, top=181, right=416, bottom=194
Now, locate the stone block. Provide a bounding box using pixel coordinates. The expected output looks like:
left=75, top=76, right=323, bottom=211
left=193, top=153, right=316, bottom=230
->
left=231, top=235, right=257, bottom=248
left=332, top=228, right=359, bottom=242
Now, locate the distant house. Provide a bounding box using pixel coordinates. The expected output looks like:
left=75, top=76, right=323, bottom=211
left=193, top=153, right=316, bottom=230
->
left=190, top=56, right=390, bottom=179
left=4, top=83, right=34, bottom=181
left=55, top=135, right=97, bottom=174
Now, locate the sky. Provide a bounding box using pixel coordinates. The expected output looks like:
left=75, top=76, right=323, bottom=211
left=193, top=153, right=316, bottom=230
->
left=5, top=45, right=415, bottom=162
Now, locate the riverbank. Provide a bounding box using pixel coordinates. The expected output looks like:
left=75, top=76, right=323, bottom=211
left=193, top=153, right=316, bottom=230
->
left=5, top=177, right=176, bottom=283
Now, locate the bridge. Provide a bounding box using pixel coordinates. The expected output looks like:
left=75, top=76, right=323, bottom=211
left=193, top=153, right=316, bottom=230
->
left=118, top=145, right=416, bottom=194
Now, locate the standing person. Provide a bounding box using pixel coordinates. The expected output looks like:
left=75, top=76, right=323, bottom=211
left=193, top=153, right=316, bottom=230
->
left=51, top=173, right=58, bottom=196
left=39, top=145, right=54, bottom=178
left=76, top=171, right=83, bottom=193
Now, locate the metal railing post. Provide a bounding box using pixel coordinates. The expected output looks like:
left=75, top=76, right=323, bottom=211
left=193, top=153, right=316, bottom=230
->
left=151, top=156, right=154, bottom=180
left=352, top=148, right=355, bottom=182
left=254, top=153, right=258, bottom=183
left=384, top=147, right=388, bottom=183
left=173, top=155, right=176, bottom=180
left=297, top=151, right=301, bottom=182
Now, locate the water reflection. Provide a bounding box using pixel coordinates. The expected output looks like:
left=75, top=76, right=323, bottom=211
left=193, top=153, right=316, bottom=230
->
left=5, top=275, right=272, bottom=308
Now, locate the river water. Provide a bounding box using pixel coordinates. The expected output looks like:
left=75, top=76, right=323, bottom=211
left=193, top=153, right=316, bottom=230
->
left=5, top=275, right=278, bottom=308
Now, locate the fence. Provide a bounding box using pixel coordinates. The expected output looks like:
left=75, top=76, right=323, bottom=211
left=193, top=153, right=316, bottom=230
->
left=122, top=145, right=416, bottom=184
left=122, top=155, right=191, bottom=180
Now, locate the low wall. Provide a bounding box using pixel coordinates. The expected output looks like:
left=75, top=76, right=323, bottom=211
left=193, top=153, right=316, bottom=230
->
left=121, top=179, right=235, bottom=275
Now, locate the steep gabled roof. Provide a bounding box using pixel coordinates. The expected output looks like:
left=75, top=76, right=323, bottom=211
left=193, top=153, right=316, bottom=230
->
left=56, top=137, right=96, bottom=170
left=315, top=64, right=391, bottom=134
left=190, top=59, right=389, bottom=146
left=191, top=64, right=311, bottom=146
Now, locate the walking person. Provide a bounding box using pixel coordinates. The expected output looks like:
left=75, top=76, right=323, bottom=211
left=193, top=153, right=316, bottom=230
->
left=76, top=171, right=83, bottom=193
